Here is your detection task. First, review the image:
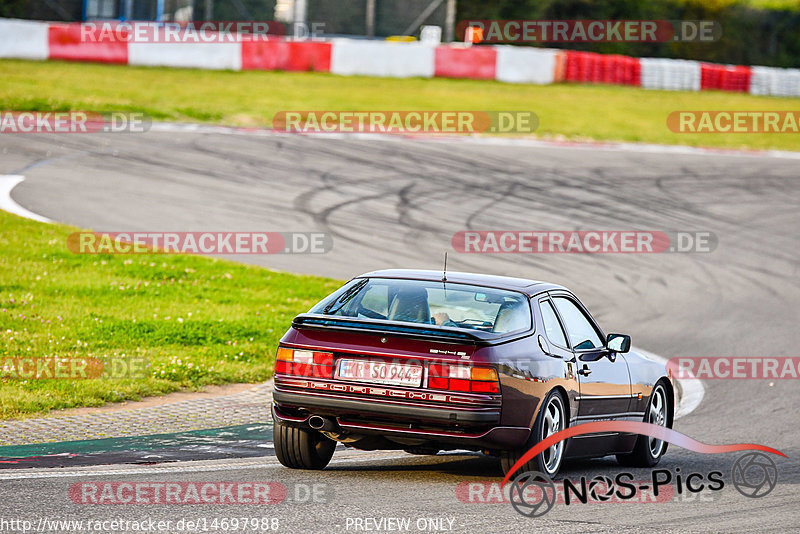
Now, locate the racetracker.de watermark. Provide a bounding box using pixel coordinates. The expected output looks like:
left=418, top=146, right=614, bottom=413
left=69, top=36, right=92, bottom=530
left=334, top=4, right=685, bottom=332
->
left=0, top=112, right=150, bottom=134
left=457, top=20, right=720, bottom=43
left=272, top=111, right=538, bottom=134
left=452, top=231, right=717, bottom=254
left=667, top=357, right=800, bottom=379
left=1, top=517, right=281, bottom=533
left=78, top=21, right=326, bottom=43
left=66, top=232, right=332, bottom=255
left=667, top=111, right=800, bottom=133
left=0, top=356, right=148, bottom=380
left=70, top=482, right=285, bottom=504
left=69, top=481, right=333, bottom=505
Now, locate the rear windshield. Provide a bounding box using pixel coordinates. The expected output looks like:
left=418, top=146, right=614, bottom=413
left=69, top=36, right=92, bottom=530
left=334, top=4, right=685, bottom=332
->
left=309, top=278, right=531, bottom=334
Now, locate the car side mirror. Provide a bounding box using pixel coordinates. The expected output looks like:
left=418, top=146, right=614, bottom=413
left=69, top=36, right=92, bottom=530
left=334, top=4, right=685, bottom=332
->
left=607, top=333, right=631, bottom=353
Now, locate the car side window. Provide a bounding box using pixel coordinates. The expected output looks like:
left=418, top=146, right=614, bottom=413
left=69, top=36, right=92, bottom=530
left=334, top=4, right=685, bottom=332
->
left=553, top=297, right=603, bottom=350
left=539, top=300, right=568, bottom=347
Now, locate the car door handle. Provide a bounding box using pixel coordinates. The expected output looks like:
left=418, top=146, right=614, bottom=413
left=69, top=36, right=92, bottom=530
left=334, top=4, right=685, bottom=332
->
left=578, top=364, right=592, bottom=376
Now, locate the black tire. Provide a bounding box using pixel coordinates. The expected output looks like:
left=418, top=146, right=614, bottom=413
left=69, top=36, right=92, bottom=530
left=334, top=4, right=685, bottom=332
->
left=616, top=381, right=671, bottom=467
left=501, top=389, right=567, bottom=478
left=274, top=419, right=336, bottom=470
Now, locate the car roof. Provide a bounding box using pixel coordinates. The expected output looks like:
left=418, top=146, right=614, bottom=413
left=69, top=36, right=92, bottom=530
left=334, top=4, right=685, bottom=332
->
left=355, top=269, right=568, bottom=297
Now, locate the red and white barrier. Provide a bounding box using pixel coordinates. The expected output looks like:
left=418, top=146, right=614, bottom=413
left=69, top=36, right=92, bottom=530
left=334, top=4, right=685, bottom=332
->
left=563, top=51, right=640, bottom=86
left=48, top=22, right=128, bottom=63
left=495, top=46, right=558, bottom=84
left=330, top=39, right=435, bottom=78
left=750, top=66, right=800, bottom=97
left=1, top=18, right=799, bottom=98
left=241, top=40, right=331, bottom=72
left=0, top=19, right=50, bottom=60
left=434, top=45, right=496, bottom=80
left=700, top=63, right=751, bottom=92
left=640, top=58, right=701, bottom=92
left=128, top=42, right=241, bottom=70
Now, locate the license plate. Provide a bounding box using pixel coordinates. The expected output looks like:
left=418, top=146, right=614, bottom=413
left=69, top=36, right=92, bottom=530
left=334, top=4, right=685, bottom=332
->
left=336, top=359, right=423, bottom=387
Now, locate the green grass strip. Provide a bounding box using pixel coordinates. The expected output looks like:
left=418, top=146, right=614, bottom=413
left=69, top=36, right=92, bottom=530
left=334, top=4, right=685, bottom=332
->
left=1, top=59, right=800, bottom=151
left=0, top=209, right=340, bottom=419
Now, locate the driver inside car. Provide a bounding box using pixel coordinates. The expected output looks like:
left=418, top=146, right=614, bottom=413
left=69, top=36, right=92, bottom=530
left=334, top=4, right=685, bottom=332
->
left=431, top=312, right=457, bottom=326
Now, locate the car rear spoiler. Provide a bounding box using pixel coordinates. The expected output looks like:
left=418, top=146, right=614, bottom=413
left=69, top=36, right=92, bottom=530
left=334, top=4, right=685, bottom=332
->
left=292, top=313, right=504, bottom=344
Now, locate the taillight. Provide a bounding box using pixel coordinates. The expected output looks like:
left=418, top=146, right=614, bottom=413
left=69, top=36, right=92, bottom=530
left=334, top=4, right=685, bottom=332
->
left=470, top=380, right=498, bottom=393
left=428, top=364, right=499, bottom=393
left=313, top=352, right=333, bottom=366
left=274, top=347, right=334, bottom=378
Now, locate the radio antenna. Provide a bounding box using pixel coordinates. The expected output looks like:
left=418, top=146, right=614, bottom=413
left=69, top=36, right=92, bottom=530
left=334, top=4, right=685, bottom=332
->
left=442, top=252, right=448, bottom=282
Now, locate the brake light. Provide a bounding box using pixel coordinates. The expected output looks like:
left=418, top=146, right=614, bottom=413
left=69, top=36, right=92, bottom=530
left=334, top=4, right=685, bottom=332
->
left=470, top=380, right=498, bottom=393
left=274, top=347, right=334, bottom=378
left=449, top=378, right=470, bottom=392
left=428, top=364, right=499, bottom=393
left=313, top=352, right=333, bottom=366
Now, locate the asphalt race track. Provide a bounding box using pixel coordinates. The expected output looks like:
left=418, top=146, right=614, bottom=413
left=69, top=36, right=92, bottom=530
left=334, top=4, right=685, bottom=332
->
left=2, top=129, right=799, bottom=532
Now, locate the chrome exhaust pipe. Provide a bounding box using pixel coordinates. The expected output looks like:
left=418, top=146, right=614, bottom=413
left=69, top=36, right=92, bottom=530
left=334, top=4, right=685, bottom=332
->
left=308, top=415, right=337, bottom=432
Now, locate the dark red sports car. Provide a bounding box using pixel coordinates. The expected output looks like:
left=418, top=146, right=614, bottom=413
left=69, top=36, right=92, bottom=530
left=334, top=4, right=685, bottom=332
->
left=272, top=269, right=674, bottom=476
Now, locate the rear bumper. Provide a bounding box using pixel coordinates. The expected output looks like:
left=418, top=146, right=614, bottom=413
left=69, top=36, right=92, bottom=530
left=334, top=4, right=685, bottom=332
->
left=272, top=383, right=531, bottom=449
left=273, top=403, right=530, bottom=449
left=273, top=388, right=500, bottom=424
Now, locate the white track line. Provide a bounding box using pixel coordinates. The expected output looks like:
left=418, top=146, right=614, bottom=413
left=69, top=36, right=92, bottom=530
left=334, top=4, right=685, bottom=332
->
left=149, top=122, right=800, bottom=160
left=634, top=346, right=705, bottom=419
left=0, top=174, right=52, bottom=223
left=0, top=452, right=409, bottom=480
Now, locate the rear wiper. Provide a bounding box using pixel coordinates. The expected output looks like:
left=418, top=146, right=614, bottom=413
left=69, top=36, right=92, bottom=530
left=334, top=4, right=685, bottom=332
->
left=323, top=278, right=369, bottom=315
